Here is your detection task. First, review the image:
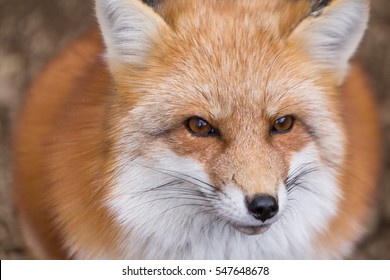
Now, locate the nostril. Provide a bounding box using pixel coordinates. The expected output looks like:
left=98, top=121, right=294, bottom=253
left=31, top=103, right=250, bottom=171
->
left=246, top=195, right=279, bottom=222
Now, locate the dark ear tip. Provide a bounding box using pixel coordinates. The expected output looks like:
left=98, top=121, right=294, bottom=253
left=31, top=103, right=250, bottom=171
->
left=142, top=0, right=161, bottom=8
left=310, top=0, right=331, bottom=16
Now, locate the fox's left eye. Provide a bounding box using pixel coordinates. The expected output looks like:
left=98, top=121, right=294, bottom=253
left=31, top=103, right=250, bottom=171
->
left=271, top=115, right=295, bottom=134
left=185, top=117, right=219, bottom=137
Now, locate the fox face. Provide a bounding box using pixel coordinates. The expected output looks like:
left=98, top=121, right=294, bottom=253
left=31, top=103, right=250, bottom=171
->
left=90, top=0, right=370, bottom=259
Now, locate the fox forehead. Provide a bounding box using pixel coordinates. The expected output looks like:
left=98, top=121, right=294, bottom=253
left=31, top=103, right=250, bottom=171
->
left=128, top=40, right=330, bottom=127
left=161, top=0, right=313, bottom=37
left=117, top=1, right=335, bottom=122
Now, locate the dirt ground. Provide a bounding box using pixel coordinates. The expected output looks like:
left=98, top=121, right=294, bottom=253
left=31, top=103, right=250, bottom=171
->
left=0, top=0, right=389, bottom=259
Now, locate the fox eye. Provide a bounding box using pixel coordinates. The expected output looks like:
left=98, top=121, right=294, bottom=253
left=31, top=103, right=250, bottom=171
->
left=185, top=117, right=218, bottom=137
left=271, top=115, right=295, bottom=134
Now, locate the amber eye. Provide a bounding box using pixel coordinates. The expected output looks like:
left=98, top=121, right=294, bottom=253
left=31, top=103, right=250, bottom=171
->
left=185, top=117, right=218, bottom=137
left=271, top=115, right=295, bottom=134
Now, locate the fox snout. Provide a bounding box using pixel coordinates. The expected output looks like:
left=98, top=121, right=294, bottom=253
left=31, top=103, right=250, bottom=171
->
left=246, top=194, right=279, bottom=222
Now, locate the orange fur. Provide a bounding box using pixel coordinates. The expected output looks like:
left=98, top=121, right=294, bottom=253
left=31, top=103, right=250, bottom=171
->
left=12, top=0, right=380, bottom=259
left=12, top=29, right=122, bottom=259
left=315, top=64, right=381, bottom=255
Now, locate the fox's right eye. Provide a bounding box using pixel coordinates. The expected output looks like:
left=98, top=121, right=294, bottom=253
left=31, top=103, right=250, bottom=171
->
left=185, top=117, right=219, bottom=137
left=271, top=115, right=295, bottom=134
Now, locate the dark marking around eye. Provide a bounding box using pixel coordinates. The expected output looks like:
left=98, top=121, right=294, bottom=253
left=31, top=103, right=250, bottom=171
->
left=185, top=117, right=220, bottom=137
left=270, top=116, right=295, bottom=134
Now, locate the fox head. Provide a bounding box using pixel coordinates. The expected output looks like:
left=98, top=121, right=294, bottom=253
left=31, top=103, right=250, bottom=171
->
left=94, top=0, right=369, bottom=259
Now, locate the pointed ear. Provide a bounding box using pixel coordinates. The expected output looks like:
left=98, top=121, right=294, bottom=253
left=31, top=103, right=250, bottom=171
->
left=289, top=0, right=369, bottom=79
left=95, top=0, right=171, bottom=69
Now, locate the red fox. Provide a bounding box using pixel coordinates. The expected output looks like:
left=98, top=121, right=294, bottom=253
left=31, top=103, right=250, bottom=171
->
left=13, top=0, right=380, bottom=259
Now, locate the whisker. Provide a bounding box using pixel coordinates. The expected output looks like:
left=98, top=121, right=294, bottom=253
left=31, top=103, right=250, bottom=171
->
left=134, top=163, right=220, bottom=194
left=285, top=162, right=340, bottom=203
left=129, top=180, right=182, bottom=197
left=156, top=203, right=214, bottom=217
left=201, top=215, right=222, bottom=235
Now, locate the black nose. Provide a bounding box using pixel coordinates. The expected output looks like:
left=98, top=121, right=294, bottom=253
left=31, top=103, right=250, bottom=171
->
left=246, top=195, right=279, bottom=222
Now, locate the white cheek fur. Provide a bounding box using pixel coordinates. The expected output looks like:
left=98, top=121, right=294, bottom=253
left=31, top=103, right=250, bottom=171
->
left=95, top=145, right=343, bottom=259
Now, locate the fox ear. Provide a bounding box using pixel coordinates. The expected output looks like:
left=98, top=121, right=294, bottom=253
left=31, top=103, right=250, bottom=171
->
left=289, top=0, right=369, bottom=79
left=95, top=0, right=171, bottom=68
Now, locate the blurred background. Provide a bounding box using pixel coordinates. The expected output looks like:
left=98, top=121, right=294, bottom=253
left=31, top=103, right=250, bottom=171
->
left=0, top=0, right=389, bottom=259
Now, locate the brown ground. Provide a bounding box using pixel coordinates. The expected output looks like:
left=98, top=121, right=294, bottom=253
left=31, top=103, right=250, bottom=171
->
left=0, top=0, right=389, bottom=259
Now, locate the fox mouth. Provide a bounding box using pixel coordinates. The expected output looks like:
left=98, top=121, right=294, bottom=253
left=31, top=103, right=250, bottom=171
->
left=232, top=224, right=271, bottom=235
